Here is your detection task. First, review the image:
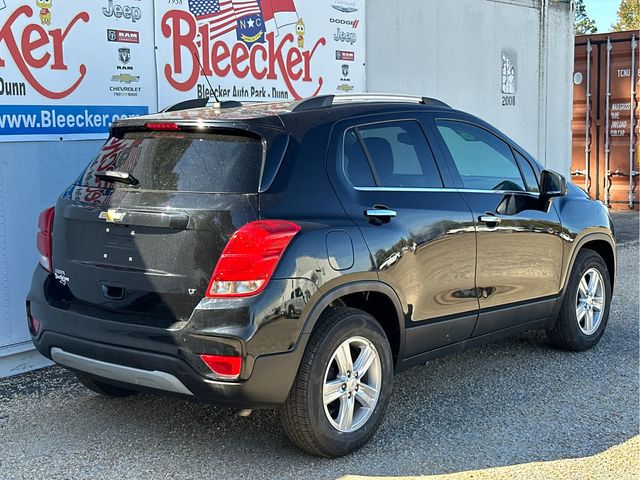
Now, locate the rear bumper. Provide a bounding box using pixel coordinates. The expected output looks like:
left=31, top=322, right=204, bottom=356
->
left=27, top=267, right=308, bottom=408
left=33, top=331, right=305, bottom=407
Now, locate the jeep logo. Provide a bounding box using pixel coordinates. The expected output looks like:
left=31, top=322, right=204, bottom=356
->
left=103, top=0, right=142, bottom=23
left=333, top=28, right=356, bottom=45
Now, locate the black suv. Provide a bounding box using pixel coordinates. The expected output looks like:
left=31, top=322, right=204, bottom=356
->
left=27, top=94, right=615, bottom=457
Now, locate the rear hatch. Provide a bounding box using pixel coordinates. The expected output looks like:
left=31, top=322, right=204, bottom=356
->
left=52, top=126, right=280, bottom=327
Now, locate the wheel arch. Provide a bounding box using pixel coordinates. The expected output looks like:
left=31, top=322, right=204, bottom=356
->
left=299, top=281, right=406, bottom=367
left=563, top=233, right=616, bottom=292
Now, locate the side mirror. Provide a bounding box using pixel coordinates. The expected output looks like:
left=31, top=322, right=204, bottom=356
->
left=540, top=170, right=567, bottom=200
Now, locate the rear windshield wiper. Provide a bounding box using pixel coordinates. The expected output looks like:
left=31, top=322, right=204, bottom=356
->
left=95, top=171, right=139, bottom=186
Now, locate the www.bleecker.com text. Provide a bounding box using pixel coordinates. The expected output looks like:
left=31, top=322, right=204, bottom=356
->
left=0, top=108, right=138, bottom=130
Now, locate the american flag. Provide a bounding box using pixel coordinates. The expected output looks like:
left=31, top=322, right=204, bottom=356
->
left=233, top=0, right=262, bottom=19
left=189, top=0, right=262, bottom=40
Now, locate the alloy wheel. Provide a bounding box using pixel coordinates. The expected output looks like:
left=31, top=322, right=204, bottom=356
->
left=322, top=336, right=382, bottom=433
left=575, top=267, right=605, bottom=336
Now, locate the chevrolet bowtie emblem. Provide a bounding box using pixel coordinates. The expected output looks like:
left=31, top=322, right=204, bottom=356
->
left=111, top=73, right=140, bottom=84
left=99, top=209, right=126, bottom=223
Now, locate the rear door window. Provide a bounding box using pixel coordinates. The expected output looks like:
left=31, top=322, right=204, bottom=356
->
left=436, top=120, right=526, bottom=192
left=343, top=129, right=376, bottom=187
left=76, top=131, right=263, bottom=193
left=343, top=120, right=443, bottom=188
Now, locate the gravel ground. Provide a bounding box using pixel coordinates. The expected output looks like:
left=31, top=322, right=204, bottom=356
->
left=612, top=210, right=639, bottom=246
left=343, top=436, right=640, bottom=480
left=1, top=240, right=637, bottom=479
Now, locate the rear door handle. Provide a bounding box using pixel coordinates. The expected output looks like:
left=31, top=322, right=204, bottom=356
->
left=479, top=214, right=502, bottom=224
left=365, top=205, right=397, bottom=225
left=365, top=208, right=397, bottom=218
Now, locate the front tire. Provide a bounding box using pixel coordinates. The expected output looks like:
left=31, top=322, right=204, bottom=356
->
left=280, top=307, right=394, bottom=457
left=547, top=249, right=612, bottom=351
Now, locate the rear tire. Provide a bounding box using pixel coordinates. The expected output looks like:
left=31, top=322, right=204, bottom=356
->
left=280, top=307, right=393, bottom=457
left=75, top=372, right=138, bottom=398
left=547, top=249, right=612, bottom=351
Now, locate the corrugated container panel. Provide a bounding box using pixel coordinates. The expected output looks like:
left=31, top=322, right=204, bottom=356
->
left=572, top=30, right=640, bottom=209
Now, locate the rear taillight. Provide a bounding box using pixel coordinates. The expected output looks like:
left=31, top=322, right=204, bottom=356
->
left=37, top=207, right=55, bottom=272
left=206, top=220, right=301, bottom=298
left=200, top=355, right=242, bottom=380
left=28, top=314, right=41, bottom=336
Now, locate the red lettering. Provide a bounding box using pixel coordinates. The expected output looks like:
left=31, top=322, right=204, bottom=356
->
left=84, top=191, right=102, bottom=203
left=198, top=22, right=212, bottom=76
left=162, top=10, right=326, bottom=99
left=265, top=32, right=281, bottom=81
left=101, top=137, right=125, bottom=153
left=302, top=38, right=325, bottom=84
left=21, top=24, right=50, bottom=69
left=212, top=42, right=230, bottom=77
left=161, top=9, right=199, bottom=92
left=265, top=32, right=325, bottom=100
left=97, top=153, right=119, bottom=172
left=231, top=43, right=249, bottom=78
left=49, top=12, right=89, bottom=70
left=250, top=44, right=268, bottom=80
left=0, top=6, right=88, bottom=99
left=286, top=48, right=303, bottom=81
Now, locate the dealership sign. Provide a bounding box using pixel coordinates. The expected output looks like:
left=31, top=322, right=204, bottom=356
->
left=0, top=0, right=365, bottom=142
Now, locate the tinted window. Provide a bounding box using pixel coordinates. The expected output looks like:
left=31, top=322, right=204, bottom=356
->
left=436, top=121, right=525, bottom=191
left=346, top=121, right=442, bottom=188
left=515, top=151, right=540, bottom=193
left=76, top=131, right=263, bottom=193
left=343, top=129, right=375, bottom=187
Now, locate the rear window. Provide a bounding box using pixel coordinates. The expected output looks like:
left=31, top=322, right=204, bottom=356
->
left=76, top=131, right=263, bottom=193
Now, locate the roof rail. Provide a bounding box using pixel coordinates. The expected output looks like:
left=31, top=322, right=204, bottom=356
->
left=162, top=98, right=243, bottom=113
left=291, top=93, right=450, bottom=112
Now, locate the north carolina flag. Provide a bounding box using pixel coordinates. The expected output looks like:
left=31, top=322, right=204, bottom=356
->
left=261, top=0, right=298, bottom=34
left=190, top=0, right=298, bottom=43
left=234, top=0, right=267, bottom=44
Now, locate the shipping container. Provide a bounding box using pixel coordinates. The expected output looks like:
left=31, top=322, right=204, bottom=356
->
left=572, top=30, right=640, bottom=209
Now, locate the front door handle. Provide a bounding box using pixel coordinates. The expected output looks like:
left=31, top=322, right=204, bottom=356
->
left=479, top=214, right=502, bottom=224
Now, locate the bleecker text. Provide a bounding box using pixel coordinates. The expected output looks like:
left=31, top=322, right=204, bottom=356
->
left=161, top=9, right=326, bottom=100
left=0, top=6, right=89, bottom=99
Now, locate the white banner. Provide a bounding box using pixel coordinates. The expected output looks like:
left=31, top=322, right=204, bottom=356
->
left=154, top=0, right=366, bottom=109
left=0, top=0, right=157, bottom=141
left=0, top=0, right=365, bottom=142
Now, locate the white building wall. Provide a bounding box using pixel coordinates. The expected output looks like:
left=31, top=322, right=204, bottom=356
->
left=0, top=141, right=102, bottom=375
left=365, top=0, right=574, bottom=174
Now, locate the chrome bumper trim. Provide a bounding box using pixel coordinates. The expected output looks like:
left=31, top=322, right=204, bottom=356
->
left=50, top=347, right=193, bottom=396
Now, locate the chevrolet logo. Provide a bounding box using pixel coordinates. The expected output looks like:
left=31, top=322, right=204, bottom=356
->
left=98, top=209, right=126, bottom=223
left=111, top=73, right=140, bottom=84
